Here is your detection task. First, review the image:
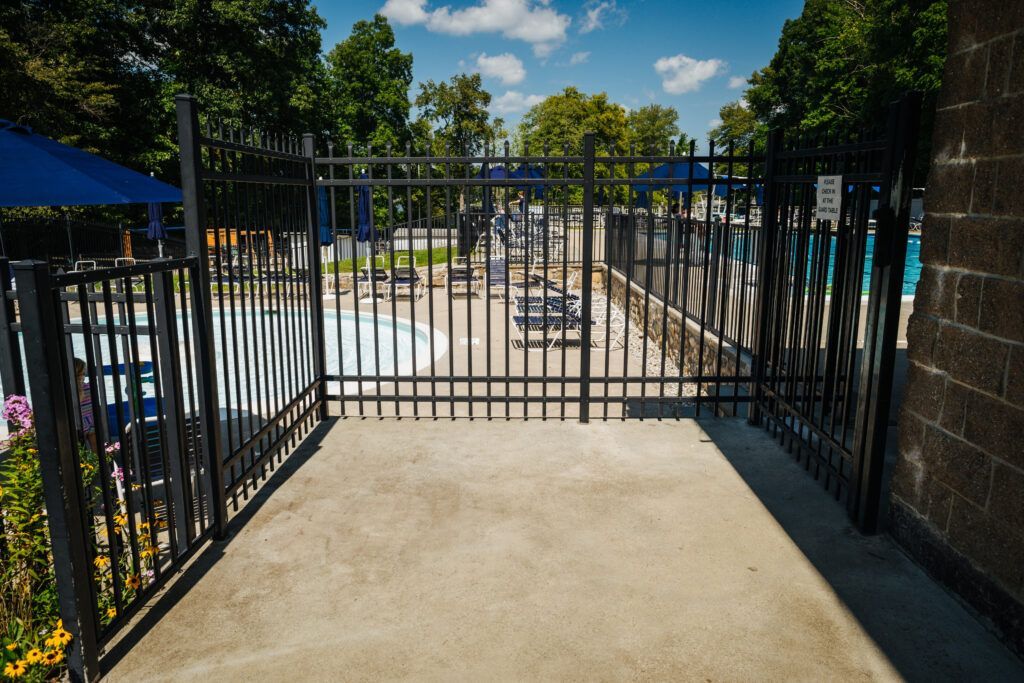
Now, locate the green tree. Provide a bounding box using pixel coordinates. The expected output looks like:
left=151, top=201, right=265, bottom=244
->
left=414, top=73, right=505, bottom=155
left=517, top=87, right=628, bottom=154
left=516, top=88, right=630, bottom=204
left=325, top=14, right=413, bottom=150
left=626, top=104, right=685, bottom=154
left=745, top=0, right=946, bottom=180
left=709, top=101, right=764, bottom=150
left=0, top=0, right=328, bottom=182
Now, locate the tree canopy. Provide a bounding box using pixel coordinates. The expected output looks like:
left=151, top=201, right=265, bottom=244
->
left=414, top=73, right=505, bottom=155
left=730, top=0, right=946, bottom=179
left=626, top=104, right=685, bottom=154
left=517, top=87, right=629, bottom=154
left=1, top=0, right=327, bottom=178
left=325, top=14, right=413, bottom=150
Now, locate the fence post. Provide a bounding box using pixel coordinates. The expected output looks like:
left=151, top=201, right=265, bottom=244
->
left=748, top=129, right=782, bottom=425
left=579, top=133, right=596, bottom=423
left=13, top=261, right=100, bottom=682
left=303, top=133, right=328, bottom=420
left=153, top=269, right=194, bottom=550
left=175, top=93, right=228, bottom=539
left=850, top=92, right=921, bottom=533
left=0, top=257, right=25, bottom=398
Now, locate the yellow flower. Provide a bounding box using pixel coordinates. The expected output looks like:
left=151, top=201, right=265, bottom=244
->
left=3, top=643, right=15, bottom=651
left=125, top=574, right=140, bottom=590
left=2, top=660, right=26, bottom=678
left=138, top=522, right=151, bottom=531
left=44, top=628, right=71, bottom=650
left=157, top=519, right=168, bottom=530
left=25, top=649, right=42, bottom=664
left=94, top=555, right=111, bottom=569
left=106, top=607, right=117, bottom=619
left=41, top=650, right=63, bottom=666
left=131, top=484, right=142, bottom=491
left=140, top=546, right=158, bottom=559
left=113, top=513, right=128, bottom=527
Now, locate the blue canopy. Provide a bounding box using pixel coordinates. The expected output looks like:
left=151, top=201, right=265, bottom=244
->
left=0, top=120, right=182, bottom=207
left=475, top=164, right=544, bottom=205
left=475, top=165, right=508, bottom=214
left=356, top=175, right=373, bottom=243
left=632, top=162, right=730, bottom=197
left=317, top=186, right=332, bottom=246
left=508, top=165, right=544, bottom=199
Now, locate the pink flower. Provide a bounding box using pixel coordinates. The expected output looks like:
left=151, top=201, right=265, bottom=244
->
left=2, top=394, right=33, bottom=432
left=111, top=465, right=124, bottom=483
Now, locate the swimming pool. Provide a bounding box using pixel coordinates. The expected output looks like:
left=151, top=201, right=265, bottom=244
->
left=50, top=309, right=445, bottom=416
left=655, top=231, right=923, bottom=295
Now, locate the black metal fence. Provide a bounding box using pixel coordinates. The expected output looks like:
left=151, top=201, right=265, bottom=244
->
left=0, top=256, right=216, bottom=679
left=750, top=94, right=921, bottom=532
left=0, top=92, right=919, bottom=680
left=180, top=95, right=325, bottom=501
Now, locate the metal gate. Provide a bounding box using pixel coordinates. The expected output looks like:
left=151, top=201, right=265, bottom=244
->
left=750, top=94, right=921, bottom=532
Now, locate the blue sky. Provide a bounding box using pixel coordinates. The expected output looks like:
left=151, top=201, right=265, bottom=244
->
left=314, top=0, right=803, bottom=142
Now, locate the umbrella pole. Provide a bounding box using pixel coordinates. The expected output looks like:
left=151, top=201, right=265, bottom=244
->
left=64, top=212, right=74, bottom=264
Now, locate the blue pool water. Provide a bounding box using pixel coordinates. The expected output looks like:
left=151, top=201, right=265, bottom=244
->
left=657, top=232, right=923, bottom=295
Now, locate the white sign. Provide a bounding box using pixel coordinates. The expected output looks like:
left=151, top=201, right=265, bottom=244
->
left=815, top=175, right=842, bottom=221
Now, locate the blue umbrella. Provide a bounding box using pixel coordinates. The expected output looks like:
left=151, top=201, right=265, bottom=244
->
left=0, top=120, right=181, bottom=207
left=147, top=200, right=167, bottom=257
left=356, top=175, right=374, bottom=243
left=317, top=186, right=332, bottom=246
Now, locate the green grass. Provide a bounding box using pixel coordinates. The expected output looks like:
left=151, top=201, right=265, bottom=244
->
left=324, top=247, right=456, bottom=274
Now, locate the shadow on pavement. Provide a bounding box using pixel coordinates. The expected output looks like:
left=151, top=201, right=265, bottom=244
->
left=699, top=418, right=1023, bottom=681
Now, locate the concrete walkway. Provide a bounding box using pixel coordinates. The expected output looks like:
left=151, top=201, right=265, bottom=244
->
left=105, top=419, right=1022, bottom=681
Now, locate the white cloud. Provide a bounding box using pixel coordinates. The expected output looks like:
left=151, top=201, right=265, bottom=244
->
left=380, top=0, right=429, bottom=23
left=383, top=0, right=570, bottom=57
left=653, top=54, right=727, bottom=95
left=569, top=51, right=590, bottom=66
left=492, top=90, right=545, bottom=115
left=708, top=118, right=722, bottom=128
left=728, top=75, right=746, bottom=89
left=580, top=0, right=627, bottom=34
left=476, top=52, right=526, bottom=85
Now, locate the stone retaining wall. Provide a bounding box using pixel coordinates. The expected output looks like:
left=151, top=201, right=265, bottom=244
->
left=605, top=266, right=751, bottom=413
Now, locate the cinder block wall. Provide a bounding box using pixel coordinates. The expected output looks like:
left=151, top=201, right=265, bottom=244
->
left=890, top=2, right=1024, bottom=655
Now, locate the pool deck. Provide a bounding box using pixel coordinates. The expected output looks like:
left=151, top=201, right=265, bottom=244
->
left=103, top=418, right=1023, bottom=681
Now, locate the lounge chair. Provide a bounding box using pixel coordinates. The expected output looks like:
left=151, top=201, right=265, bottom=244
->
left=509, top=285, right=589, bottom=351
left=388, top=265, right=424, bottom=301
left=445, top=257, right=480, bottom=297
left=356, top=256, right=389, bottom=299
